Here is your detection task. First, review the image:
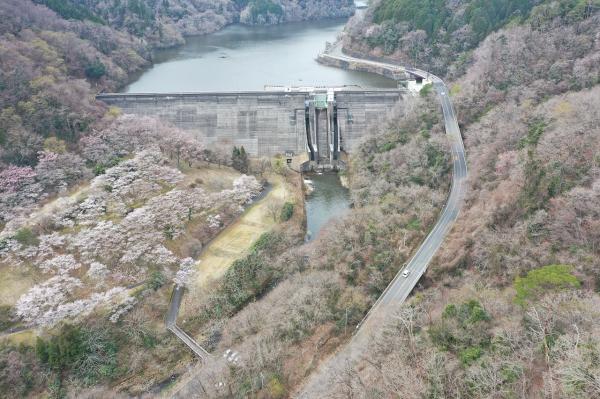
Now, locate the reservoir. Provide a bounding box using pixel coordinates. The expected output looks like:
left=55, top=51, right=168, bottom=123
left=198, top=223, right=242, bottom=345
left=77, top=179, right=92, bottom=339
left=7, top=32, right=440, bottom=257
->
left=125, top=19, right=396, bottom=93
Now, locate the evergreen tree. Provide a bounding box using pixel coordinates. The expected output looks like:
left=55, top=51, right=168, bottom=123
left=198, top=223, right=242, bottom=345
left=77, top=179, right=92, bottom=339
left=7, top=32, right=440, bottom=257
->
left=239, top=146, right=249, bottom=173
left=231, top=146, right=249, bottom=173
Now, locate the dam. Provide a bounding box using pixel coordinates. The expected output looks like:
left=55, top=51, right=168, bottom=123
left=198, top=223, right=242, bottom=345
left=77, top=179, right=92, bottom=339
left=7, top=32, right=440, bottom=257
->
left=97, top=88, right=403, bottom=168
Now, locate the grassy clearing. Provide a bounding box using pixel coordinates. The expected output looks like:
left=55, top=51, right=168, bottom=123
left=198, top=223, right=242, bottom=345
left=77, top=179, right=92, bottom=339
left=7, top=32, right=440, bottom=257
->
left=0, top=267, right=36, bottom=307
left=0, top=329, right=36, bottom=346
left=178, top=163, right=241, bottom=192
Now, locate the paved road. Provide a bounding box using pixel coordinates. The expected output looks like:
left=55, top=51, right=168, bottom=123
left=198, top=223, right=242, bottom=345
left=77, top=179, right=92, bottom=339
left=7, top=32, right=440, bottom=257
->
left=165, top=286, right=183, bottom=328
left=296, top=53, right=467, bottom=397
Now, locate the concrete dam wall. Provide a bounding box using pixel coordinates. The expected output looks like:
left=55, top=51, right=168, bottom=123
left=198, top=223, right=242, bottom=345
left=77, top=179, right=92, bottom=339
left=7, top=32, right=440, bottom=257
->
left=96, top=90, right=402, bottom=163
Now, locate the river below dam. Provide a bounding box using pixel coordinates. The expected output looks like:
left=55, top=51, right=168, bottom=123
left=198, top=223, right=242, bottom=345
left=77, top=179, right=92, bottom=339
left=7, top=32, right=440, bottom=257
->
left=304, top=173, right=350, bottom=241
left=125, top=16, right=386, bottom=238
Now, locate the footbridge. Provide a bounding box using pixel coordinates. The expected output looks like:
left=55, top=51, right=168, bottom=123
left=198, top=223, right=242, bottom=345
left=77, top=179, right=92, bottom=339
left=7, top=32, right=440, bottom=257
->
left=97, top=87, right=402, bottom=169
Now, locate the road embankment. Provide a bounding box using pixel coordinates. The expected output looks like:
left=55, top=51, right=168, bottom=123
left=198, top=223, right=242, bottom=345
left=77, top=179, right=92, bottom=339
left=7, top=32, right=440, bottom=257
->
left=317, top=53, right=403, bottom=80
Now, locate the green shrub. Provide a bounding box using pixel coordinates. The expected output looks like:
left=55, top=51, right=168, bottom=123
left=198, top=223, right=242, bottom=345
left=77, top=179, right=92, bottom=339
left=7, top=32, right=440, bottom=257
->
left=94, top=157, right=123, bottom=176
left=250, top=231, right=281, bottom=253
left=518, top=118, right=547, bottom=148
left=249, top=0, right=283, bottom=20
left=462, top=300, right=491, bottom=324
left=514, top=264, right=580, bottom=305
left=267, top=374, right=286, bottom=398
left=520, top=157, right=544, bottom=207
left=442, top=303, right=457, bottom=318
left=406, top=217, right=421, bottom=230
left=378, top=141, right=397, bottom=152
left=141, top=332, right=157, bottom=349
left=442, top=300, right=490, bottom=326
left=280, top=202, right=294, bottom=221
left=33, top=0, right=105, bottom=23
left=459, top=346, right=483, bottom=365
left=193, top=231, right=289, bottom=325
left=0, top=305, right=16, bottom=331
left=85, top=60, right=107, bottom=79
left=420, top=83, right=433, bottom=97
left=420, top=111, right=438, bottom=129
left=425, top=143, right=447, bottom=169
left=373, top=0, right=537, bottom=45
left=500, top=363, right=523, bottom=383
left=231, top=146, right=249, bottom=173
left=94, top=164, right=106, bottom=175
left=36, top=324, right=119, bottom=385
left=13, top=228, right=39, bottom=247
left=409, top=175, right=425, bottom=185
left=428, top=323, right=456, bottom=351
left=431, top=300, right=491, bottom=358
left=147, top=271, right=165, bottom=291
left=222, top=253, right=268, bottom=312
left=163, top=225, right=175, bottom=240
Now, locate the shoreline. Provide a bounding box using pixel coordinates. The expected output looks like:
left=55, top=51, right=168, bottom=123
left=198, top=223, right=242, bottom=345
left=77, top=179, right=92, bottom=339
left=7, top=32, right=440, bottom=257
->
left=317, top=41, right=409, bottom=82
left=117, top=15, right=356, bottom=93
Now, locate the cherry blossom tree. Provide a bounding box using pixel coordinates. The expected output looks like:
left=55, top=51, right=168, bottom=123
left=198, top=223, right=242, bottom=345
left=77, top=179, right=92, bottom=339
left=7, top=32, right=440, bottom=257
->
left=0, top=165, right=44, bottom=222
left=174, top=257, right=196, bottom=288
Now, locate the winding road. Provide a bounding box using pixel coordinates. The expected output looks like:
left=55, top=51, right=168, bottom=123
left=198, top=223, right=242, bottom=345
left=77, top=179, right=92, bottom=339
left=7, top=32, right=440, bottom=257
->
left=295, top=52, right=468, bottom=397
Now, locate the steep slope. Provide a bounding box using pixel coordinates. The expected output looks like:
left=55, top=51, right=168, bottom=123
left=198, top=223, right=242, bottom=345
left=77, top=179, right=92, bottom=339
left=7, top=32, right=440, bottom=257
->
left=343, top=0, right=599, bottom=76
left=33, top=0, right=355, bottom=47
left=299, top=1, right=600, bottom=397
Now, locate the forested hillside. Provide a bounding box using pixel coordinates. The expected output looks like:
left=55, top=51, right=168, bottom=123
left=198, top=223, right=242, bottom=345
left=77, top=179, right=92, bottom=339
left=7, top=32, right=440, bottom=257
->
left=309, top=1, right=600, bottom=397
left=33, top=0, right=355, bottom=46
left=0, top=1, right=354, bottom=397
left=0, top=0, right=150, bottom=224
left=344, top=0, right=599, bottom=76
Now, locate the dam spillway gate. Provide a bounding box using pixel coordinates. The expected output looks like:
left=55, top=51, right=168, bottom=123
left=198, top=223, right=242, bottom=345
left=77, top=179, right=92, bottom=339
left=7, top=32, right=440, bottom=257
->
left=97, top=88, right=402, bottom=169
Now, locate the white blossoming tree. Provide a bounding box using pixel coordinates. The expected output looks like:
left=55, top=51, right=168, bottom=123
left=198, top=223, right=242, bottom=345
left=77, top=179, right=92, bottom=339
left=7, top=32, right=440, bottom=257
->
left=3, top=132, right=264, bottom=327
left=173, top=257, right=196, bottom=289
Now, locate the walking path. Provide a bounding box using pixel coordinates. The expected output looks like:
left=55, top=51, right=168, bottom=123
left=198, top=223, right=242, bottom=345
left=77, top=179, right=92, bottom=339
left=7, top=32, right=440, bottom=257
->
left=165, top=175, right=290, bottom=359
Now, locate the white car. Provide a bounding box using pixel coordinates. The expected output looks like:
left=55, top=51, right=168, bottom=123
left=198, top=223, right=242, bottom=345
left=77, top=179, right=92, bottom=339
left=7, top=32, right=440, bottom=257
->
left=401, top=269, right=411, bottom=278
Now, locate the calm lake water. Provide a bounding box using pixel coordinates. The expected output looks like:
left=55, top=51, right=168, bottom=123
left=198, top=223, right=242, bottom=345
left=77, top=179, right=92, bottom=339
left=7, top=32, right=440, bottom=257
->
left=125, top=17, right=380, bottom=236
left=124, top=19, right=395, bottom=92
